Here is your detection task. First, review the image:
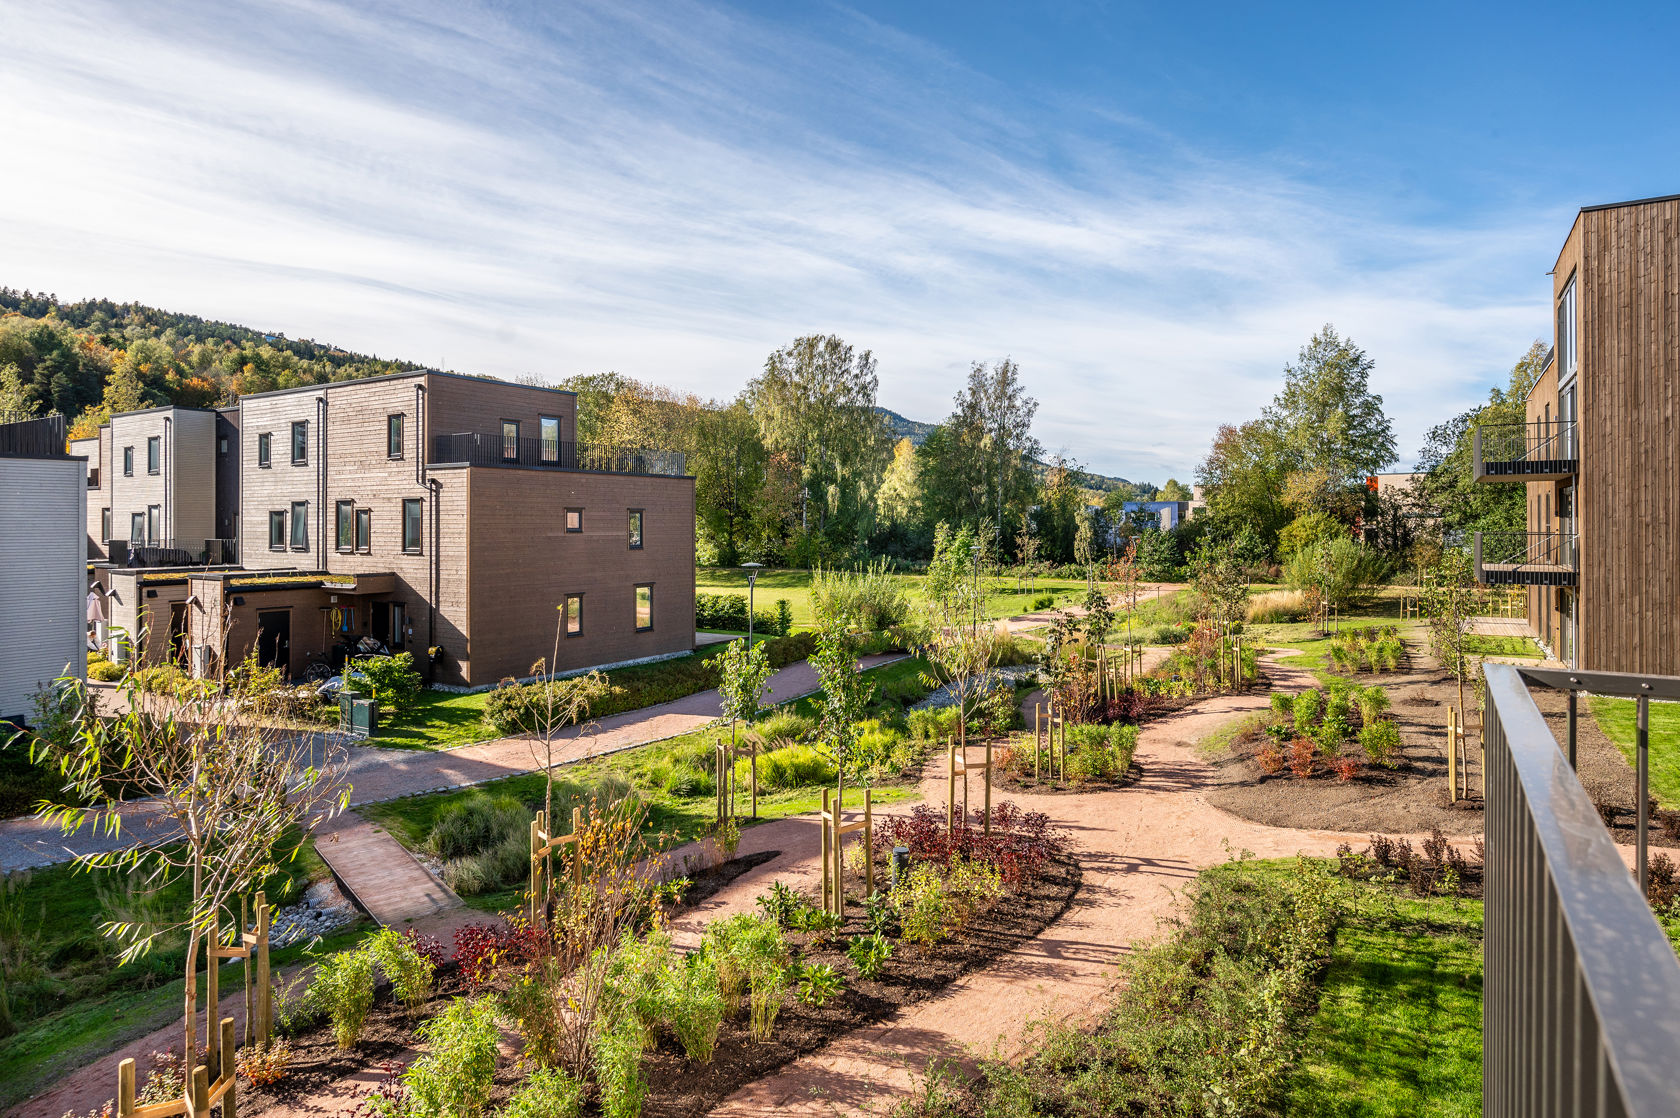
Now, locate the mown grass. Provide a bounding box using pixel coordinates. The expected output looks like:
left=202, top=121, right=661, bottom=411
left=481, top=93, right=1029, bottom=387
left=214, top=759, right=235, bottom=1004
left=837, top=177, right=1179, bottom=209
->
left=1463, top=633, right=1542, bottom=659
left=1284, top=874, right=1484, bottom=1117
left=694, top=567, right=1098, bottom=629
left=1591, top=696, right=1680, bottom=808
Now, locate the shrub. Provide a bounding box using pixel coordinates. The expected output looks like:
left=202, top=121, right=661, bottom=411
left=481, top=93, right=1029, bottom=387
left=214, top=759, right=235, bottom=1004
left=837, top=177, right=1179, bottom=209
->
left=368, top=926, right=436, bottom=1014
left=845, top=718, right=915, bottom=782
left=876, top=802, right=1068, bottom=889
left=753, top=882, right=803, bottom=930
left=662, top=955, right=725, bottom=1062
left=793, top=962, right=845, bottom=1005
left=906, top=705, right=960, bottom=742
left=403, top=996, right=501, bottom=1118
left=452, top=921, right=543, bottom=989
left=484, top=653, right=726, bottom=734
left=894, top=863, right=956, bottom=946
left=1323, top=687, right=1352, bottom=727
left=1329, top=755, right=1359, bottom=782
left=309, top=947, right=376, bottom=1050
left=694, top=593, right=784, bottom=635
left=846, top=933, right=893, bottom=979
left=1288, top=737, right=1317, bottom=779
left=753, top=744, right=836, bottom=790
left=1031, top=593, right=1055, bottom=611
left=748, top=962, right=788, bottom=1042
left=1269, top=691, right=1292, bottom=722
left=235, top=1040, right=292, bottom=1087
left=352, top=652, right=422, bottom=712
left=811, top=559, right=912, bottom=631
left=87, top=659, right=125, bottom=682
left=1256, top=743, right=1288, bottom=776
left=775, top=599, right=794, bottom=637
left=762, top=630, right=818, bottom=669
left=1283, top=536, right=1388, bottom=608
left=1357, top=685, right=1391, bottom=726
left=1062, top=722, right=1139, bottom=784
left=500, top=1067, right=585, bottom=1118
left=1313, top=717, right=1347, bottom=758
left=703, top=913, right=786, bottom=1020
left=753, top=711, right=814, bottom=747
left=1292, top=689, right=1321, bottom=737
left=1359, top=719, right=1401, bottom=768
left=945, top=860, right=1004, bottom=930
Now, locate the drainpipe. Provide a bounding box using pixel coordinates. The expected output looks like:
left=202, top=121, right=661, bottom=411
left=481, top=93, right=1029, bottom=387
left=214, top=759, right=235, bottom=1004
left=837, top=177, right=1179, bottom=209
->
left=317, top=394, right=328, bottom=573
left=416, top=381, right=439, bottom=664
left=162, top=413, right=171, bottom=548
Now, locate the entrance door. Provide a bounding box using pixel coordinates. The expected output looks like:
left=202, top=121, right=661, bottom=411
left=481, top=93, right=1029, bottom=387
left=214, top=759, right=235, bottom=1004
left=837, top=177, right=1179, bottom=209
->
left=256, top=610, right=291, bottom=674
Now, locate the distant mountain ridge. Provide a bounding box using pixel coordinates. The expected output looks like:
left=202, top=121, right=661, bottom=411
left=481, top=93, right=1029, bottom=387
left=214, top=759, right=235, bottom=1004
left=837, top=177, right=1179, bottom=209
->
left=874, top=405, right=1136, bottom=493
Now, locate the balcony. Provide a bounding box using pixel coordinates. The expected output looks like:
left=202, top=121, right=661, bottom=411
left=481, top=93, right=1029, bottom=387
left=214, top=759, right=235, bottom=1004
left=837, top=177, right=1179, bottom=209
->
left=1474, top=530, right=1577, bottom=586
left=429, top=433, right=686, bottom=478
left=1473, top=419, right=1577, bottom=483
left=106, top=537, right=239, bottom=568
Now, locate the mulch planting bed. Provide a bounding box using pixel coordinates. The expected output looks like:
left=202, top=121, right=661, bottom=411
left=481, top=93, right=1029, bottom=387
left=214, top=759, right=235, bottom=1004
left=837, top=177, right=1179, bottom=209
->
left=680, top=847, right=781, bottom=908
left=993, top=762, right=1143, bottom=795
left=238, top=851, right=1082, bottom=1118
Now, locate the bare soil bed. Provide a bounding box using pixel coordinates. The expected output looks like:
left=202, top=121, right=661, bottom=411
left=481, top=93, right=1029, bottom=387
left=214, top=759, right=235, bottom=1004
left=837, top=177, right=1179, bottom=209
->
left=238, top=852, right=1082, bottom=1118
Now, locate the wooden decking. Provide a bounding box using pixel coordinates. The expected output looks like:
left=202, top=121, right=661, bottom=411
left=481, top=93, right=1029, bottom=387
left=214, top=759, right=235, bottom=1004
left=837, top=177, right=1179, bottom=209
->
left=314, top=812, right=459, bottom=927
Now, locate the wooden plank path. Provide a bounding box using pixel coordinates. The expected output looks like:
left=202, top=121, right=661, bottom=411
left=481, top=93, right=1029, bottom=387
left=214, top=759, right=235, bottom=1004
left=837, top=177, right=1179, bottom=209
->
left=312, top=812, right=459, bottom=927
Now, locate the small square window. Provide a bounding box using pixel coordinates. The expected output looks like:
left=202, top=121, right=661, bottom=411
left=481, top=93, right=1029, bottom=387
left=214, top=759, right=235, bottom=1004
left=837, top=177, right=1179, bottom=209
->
left=291, top=420, right=308, bottom=465
left=122, top=446, right=134, bottom=476
left=290, top=500, right=309, bottom=550
left=268, top=510, right=286, bottom=551
left=336, top=500, right=355, bottom=552
left=387, top=414, right=405, bottom=459
left=634, top=584, right=653, bottom=632
left=565, top=508, right=583, bottom=533
left=565, top=594, right=583, bottom=637
left=628, top=509, right=644, bottom=550
left=355, top=508, right=371, bottom=553
left=402, top=498, right=423, bottom=554
left=257, top=432, right=271, bottom=468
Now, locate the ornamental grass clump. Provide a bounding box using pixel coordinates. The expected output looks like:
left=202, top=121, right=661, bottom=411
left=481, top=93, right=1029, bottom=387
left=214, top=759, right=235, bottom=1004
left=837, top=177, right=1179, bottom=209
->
left=500, top=1068, right=585, bottom=1118
left=401, top=996, right=501, bottom=1118
left=309, top=946, right=376, bottom=1050
left=368, top=926, right=436, bottom=1015
left=662, top=955, right=725, bottom=1062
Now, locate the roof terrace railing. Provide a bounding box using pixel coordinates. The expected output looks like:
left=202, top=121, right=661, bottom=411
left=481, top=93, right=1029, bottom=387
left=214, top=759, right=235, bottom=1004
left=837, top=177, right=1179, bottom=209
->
left=429, top=433, right=686, bottom=477
left=1482, top=663, right=1680, bottom=1118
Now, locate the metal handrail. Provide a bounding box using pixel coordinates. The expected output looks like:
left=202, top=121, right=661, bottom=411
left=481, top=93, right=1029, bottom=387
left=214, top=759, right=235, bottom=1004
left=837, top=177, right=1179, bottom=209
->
left=428, top=433, right=686, bottom=477
left=1482, top=663, right=1680, bottom=1117
left=1475, top=530, right=1578, bottom=570
left=108, top=537, right=239, bottom=567
left=1476, top=418, right=1578, bottom=468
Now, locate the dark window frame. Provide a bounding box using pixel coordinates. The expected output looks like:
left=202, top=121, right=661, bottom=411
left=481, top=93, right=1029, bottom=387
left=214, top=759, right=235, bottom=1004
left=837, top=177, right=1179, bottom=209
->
left=131, top=512, right=146, bottom=543
left=501, top=419, right=520, bottom=462
left=387, top=413, right=405, bottom=460
left=146, top=504, right=160, bottom=545
left=269, top=510, right=286, bottom=551
left=291, top=420, right=308, bottom=466
left=101, top=507, right=112, bottom=543
left=336, top=500, right=355, bottom=553
left=628, top=508, right=644, bottom=550
left=634, top=583, right=653, bottom=632
left=564, top=593, right=583, bottom=637
left=122, top=446, right=134, bottom=476
left=290, top=500, right=309, bottom=550
left=257, top=432, right=271, bottom=468
left=539, top=415, right=561, bottom=463
left=146, top=436, right=160, bottom=475
left=565, top=507, right=583, bottom=533
left=355, top=507, right=372, bottom=553
left=402, top=498, right=423, bottom=554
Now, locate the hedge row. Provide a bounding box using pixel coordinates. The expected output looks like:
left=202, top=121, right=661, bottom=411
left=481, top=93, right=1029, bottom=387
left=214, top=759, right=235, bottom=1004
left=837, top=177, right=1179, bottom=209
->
left=694, top=593, right=794, bottom=636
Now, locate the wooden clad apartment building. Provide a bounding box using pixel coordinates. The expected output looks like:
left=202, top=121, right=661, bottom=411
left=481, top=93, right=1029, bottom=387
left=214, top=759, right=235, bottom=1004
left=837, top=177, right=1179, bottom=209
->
left=1473, top=193, right=1680, bottom=674
left=91, top=371, right=695, bottom=688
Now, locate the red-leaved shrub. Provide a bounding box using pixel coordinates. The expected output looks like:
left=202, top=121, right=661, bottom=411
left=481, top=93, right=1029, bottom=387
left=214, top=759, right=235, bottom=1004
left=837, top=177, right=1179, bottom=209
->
left=1256, top=744, right=1288, bottom=775
left=875, top=803, right=1068, bottom=889
left=452, top=921, right=543, bottom=988
left=1288, top=737, right=1316, bottom=779
left=1329, top=755, right=1359, bottom=783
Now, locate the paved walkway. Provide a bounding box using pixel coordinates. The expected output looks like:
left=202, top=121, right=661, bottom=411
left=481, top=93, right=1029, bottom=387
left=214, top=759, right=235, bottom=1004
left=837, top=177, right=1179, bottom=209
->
left=0, top=654, right=901, bottom=872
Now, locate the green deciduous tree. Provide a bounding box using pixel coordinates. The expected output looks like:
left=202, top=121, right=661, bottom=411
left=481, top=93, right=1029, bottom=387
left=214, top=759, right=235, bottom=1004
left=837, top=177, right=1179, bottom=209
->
left=1263, top=325, right=1396, bottom=497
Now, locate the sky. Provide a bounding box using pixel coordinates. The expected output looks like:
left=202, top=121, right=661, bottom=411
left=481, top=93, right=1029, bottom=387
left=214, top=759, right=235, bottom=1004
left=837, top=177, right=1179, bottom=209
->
left=3, top=1, right=1678, bottom=480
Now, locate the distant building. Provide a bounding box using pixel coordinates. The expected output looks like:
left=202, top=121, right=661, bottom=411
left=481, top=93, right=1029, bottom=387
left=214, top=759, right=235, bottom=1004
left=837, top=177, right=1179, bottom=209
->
left=1, top=416, right=87, bottom=721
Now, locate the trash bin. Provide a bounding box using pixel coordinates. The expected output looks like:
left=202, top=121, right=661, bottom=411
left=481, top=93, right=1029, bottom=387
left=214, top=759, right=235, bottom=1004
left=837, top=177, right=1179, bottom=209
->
left=338, top=691, right=379, bottom=739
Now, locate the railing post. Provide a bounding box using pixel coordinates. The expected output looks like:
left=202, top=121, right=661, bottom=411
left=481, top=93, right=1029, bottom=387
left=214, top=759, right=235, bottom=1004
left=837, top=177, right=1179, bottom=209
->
left=1637, top=694, right=1649, bottom=896
left=1565, top=689, right=1577, bottom=769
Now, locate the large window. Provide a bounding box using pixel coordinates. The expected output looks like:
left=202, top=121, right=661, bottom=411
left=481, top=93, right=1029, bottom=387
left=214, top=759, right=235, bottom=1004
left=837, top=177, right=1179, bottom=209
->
left=1557, top=275, right=1578, bottom=379
left=628, top=509, right=643, bottom=549
left=337, top=500, right=355, bottom=552
left=146, top=504, right=160, bottom=545
left=634, top=584, right=653, bottom=632
left=402, top=498, right=423, bottom=553
left=291, top=420, right=309, bottom=465
left=131, top=512, right=145, bottom=543
left=565, top=594, right=583, bottom=637
left=355, top=508, right=371, bottom=553
left=290, top=500, right=309, bottom=550
left=387, top=413, right=405, bottom=460
left=269, top=510, right=286, bottom=550
left=146, top=436, right=160, bottom=475
left=540, top=416, right=561, bottom=463
left=122, top=446, right=134, bottom=476
left=501, top=419, right=519, bottom=462
left=257, top=432, right=271, bottom=468
left=565, top=508, right=583, bottom=533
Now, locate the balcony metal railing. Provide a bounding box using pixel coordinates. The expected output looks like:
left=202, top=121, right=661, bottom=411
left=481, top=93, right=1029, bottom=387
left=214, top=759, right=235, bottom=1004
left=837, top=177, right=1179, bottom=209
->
left=1474, top=530, right=1578, bottom=586
left=1482, top=663, right=1680, bottom=1117
left=1474, top=418, right=1578, bottom=482
left=106, top=537, right=239, bottom=567
left=429, top=433, right=686, bottom=477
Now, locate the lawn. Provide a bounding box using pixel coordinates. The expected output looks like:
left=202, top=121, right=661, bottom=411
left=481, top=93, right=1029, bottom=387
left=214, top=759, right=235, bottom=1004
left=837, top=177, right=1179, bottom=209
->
left=1284, top=876, right=1484, bottom=1117
left=1591, top=696, right=1680, bottom=808
left=694, top=566, right=1098, bottom=629
left=1463, top=633, right=1542, bottom=659
left=0, top=835, right=349, bottom=1111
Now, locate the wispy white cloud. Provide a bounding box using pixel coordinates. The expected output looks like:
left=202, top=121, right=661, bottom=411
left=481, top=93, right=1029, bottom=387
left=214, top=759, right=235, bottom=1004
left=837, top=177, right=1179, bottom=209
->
left=0, top=0, right=1558, bottom=478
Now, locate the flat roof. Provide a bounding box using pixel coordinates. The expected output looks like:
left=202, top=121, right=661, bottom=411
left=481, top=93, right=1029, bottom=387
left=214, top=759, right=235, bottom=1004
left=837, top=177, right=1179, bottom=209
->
left=237, top=367, right=577, bottom=402
left=1580, top=192, right=1680, bottom=214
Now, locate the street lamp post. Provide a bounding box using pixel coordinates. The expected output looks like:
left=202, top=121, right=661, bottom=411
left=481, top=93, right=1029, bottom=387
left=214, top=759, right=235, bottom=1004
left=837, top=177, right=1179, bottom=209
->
left=742, top=562, right=764, bottom=645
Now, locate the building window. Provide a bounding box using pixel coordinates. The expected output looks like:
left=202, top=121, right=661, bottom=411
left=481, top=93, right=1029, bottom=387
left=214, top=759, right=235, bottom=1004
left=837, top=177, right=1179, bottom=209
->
left=634, top=584, right=653, bottom=632
left=122, top=446, right=134, bottom=476
left=146, top=504, right=160, bottom=545
left=387, top=414, right=404, bottom=459
left=628, top=509, right=643, bottom=549
left=131, top=512, right=145, bottom=543
left=269, top=510, right=286, bottom=550
left=336, top=500, right=355, bottom=552
left=565, top=594, right=583, bottom=636
left=501, top=420, right=519, bottom=462
left=146, top=436, right=160, bottom=475
left=565, top=508, right=583, bottom=533
left=219, top=436, right=228, bottom=455
left=101, top=507, right=111, bottom=542
left=540, top=416, right=561, bottom=463
left=290, top=500, right=309, bottom=550
left=355, top=508, right=372, bottom=553
left=402, top=498, right=423, bottom=553
left=257, top=432, right=271, bottom=468
left=1558, top=275, right=1578, bottom=378
left=291, top=420, right=308, bottom=465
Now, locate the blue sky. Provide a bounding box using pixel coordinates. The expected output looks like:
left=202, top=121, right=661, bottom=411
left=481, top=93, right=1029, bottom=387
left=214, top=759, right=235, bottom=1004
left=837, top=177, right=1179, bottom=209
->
left=2, top=1, right=1676, bottom=480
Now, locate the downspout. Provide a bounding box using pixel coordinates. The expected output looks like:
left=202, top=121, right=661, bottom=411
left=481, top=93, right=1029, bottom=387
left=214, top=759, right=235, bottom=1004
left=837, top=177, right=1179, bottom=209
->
left=416, top=382, right=438, bottom=659
left=162, top=414, right=171, bottom=547
left=317, top=394, right=328, bottom=573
